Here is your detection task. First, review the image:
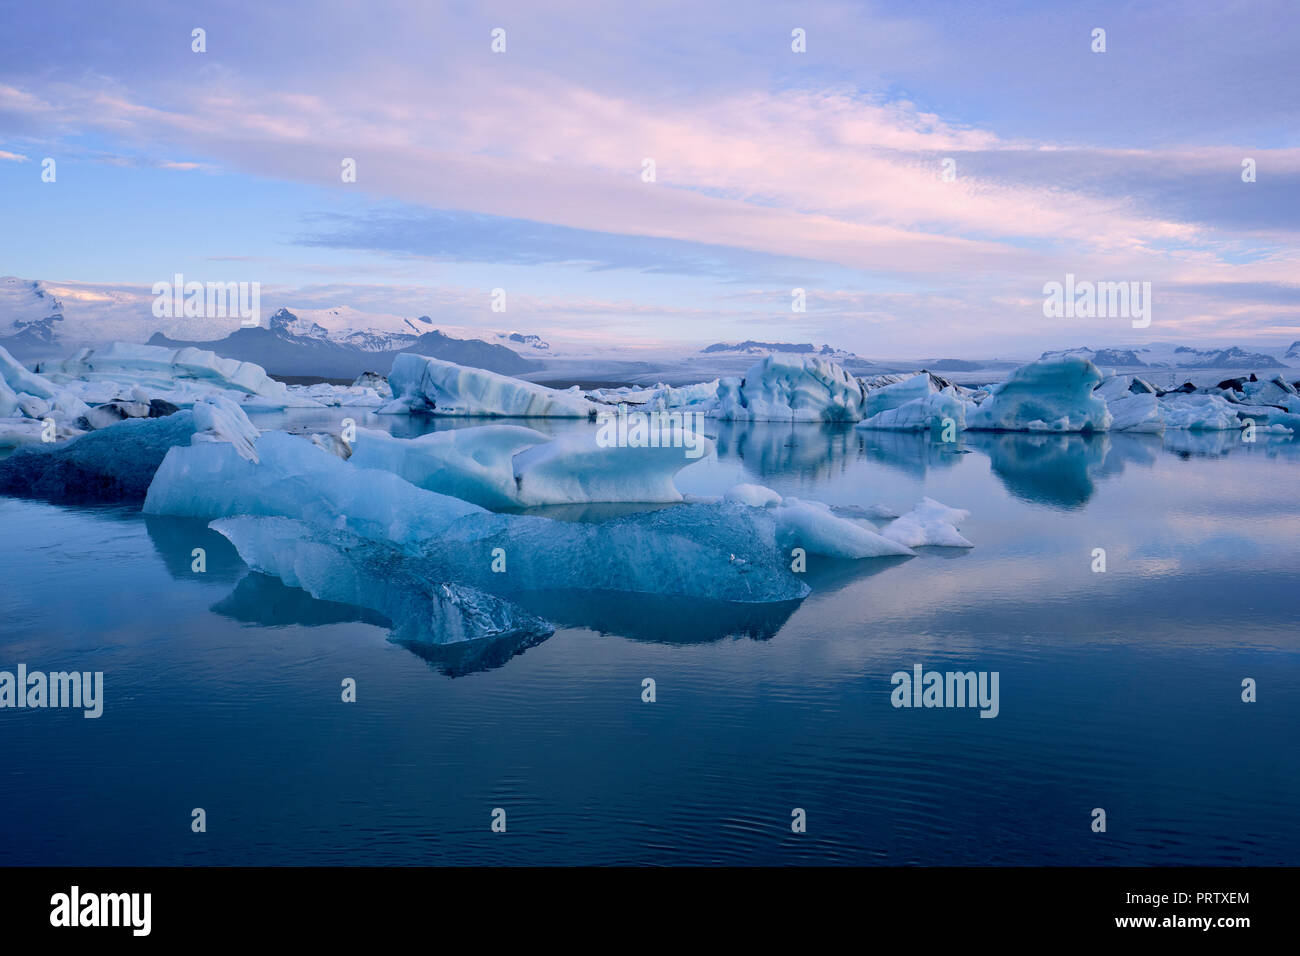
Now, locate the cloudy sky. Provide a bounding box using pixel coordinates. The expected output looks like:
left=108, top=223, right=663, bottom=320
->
left=1, top=0, right=1297, bottom=358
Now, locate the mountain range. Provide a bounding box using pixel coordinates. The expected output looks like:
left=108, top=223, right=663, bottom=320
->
left=1040, top=344, right=1291, bottom=369
left=148, top=309, right=542, bottom=379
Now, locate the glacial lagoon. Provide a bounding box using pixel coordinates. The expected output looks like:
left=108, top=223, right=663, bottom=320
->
left=2, top=413, right=1297, bottom=865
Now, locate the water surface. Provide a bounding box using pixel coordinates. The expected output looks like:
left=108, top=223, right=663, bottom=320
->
left=1, top=415, right=1297, bottom=865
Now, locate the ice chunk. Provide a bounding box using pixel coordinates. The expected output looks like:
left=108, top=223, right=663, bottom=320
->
left=863, top=372, right=941, bottom=418
left=880, top=497, right=973, bottom=548
left=144, top=431, right=484, bottom=545
left=211, top=516, right=555, bottom=647
left=858, top=390, right=967, bottom=431
left=639, top=380, right=722, bottom=412
left=0, top=417, right=76, bottom=448
left=191, top=394, right=260, bottom=462
left=723, top=483, right=783, bottom=508
left=511, top=427, right=711, bottom=505
left=0, top=411, right=199, bottom=503
left=46, top=341, right=315, bottom=409
left=1106, top=393, right=1164, bottom=432
left=714, top=355, right=867, bottom=422
left=966, top=357, right=1112, bottom=432
left=350, top=425, right=550, bottom=508
left=0, top=344, right=92, bottom=424
left=772, top=497, right=915, bottom=558
left=380, top=353, right=597, bottom=417
left=1157, top=393, right=1244, bottom=430
left=718, top=483, right=915, bottom=557
left=290, top=382, right=388, bottom=406
left=146, top=431, right=811, bottom=603
left=351, top=423, right=711, bottom=507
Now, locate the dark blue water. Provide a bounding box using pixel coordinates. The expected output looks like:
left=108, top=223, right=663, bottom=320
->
left=2, top=416, right=1297, bottom=865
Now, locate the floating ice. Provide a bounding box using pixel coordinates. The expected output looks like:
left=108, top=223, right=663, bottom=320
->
left=0, top=396, right=260, bottom=501
left=772, top=497, right=915, bottom=558
left=349, top=425, right=550, bottom=508
left=380, top=353, right=596, bottom=417
left=967, top=357, right=1112, bottom=432
left=880, top=497, right=974, bottom=548
left=0, top=344, right=91, bottom=427
left=211, top=516, right=555, bottom=647
left=714, top=355, right=867, bottom=422
left=191, top=394, right=261, bottom=462
left=146, top=431, right=810, bottom=603
left=723, top=483, right=783, bottom=508
left=45, top=341, right=315, bottom=409
left=351, top=422, right=711, bottom=506
left=1157, top=393, right=1245, bottom=431
left=717, top=482, right=919, bottom=558
left=857, top=374, right=972, bottom=434
left=0, top=411, right=199, bottom=503
left=145, top=431, right=483, bottom=545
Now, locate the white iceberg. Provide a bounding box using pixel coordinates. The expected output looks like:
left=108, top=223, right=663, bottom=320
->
left=715, top=482, right=950, bottom=559
left=0, top=344, right=92, bottom=427
left=857, top=374, right=968, bottom=431
left=350, top=423, right=711, bottom=507
left=723, top=483, right=784, bottom=508
left=144, top=430, right=482, bottom=546
left=772, top=497, right=915, bottom=558
left=1094, top=375, right=1164, bottom=433
left=1157, top=393, right=1245, bottom=430
left=144, top=430, right=811, bottom=603
left=714, top=355, right=867, bottom=422
left=880, top=498, right=974, bottom=548
left=45, top=341, right=314, bottom=409
left=380, top=353, right=596, bottom=418
left=349, top=425, right=550, bottom=509
left=967, top=357, right=1112, bottom=432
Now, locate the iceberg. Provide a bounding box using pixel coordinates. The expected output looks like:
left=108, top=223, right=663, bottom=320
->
left=1157, top=393, right=1245, bottom=430
left=967, top=357, right=1112, bottom=432
left=857, top=375, right=967, bottom=431
left=45, top=341, right=315, bottom=409
left=772, top=497, right=915, bottom=558
left=0, top=344, right=92, bottom=427
left=349, top=425, right=550, bottom=509
left=722, top=483, right=783, bottom=508
left=0, top=411, right=198, bottom=503
left=510, top=428, right=712, bottom=505
left=380, top=353, right=596, bottom=417
left=0, top=397, right=260, bottom=503
left=880, top=498, right=974, bottom=548
left=1095, top=375, right=1164, bottom=432
left=716, top=482, right=928, bottom=559
left=145, top=431, right=811, bottom=603
left=211, top=515, right=555, bottom=647
left=144, top=431, right=483, bottom=545
left=350, top=422, right=711, bottom=506
left=714, top=355, right=867, bottom=422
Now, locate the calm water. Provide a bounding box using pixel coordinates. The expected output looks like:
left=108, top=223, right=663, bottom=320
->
left=2, top=413, right=1298, bottom=865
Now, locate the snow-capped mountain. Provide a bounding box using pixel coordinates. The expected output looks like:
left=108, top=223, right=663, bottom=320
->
left=0, top=277, right=66, bottom=355
left=150, top=308, right=542, bottom=378
left=1040, top=343, right=1290, bottom=369
left=1285, top=341, right=1300, bottom=362
left=701, top=340, right=863, bottom=363
left=500, top=332, right=551, bottom=351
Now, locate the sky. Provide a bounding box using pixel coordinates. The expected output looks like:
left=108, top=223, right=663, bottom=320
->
left=1, top=0, right=1298, bottom=359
